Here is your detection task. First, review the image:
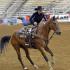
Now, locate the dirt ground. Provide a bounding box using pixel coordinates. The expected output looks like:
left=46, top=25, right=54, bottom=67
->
left=0, top=23, right=70, bottom=70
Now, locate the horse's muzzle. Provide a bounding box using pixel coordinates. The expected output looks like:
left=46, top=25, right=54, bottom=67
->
left=56, top=32, right=61, bottom=35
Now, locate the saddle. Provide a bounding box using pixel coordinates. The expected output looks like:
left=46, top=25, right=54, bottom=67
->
left=16, top=26, right=37, bottom=48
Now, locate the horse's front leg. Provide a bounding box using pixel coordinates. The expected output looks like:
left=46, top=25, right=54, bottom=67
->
left=39, top=47, right=53, bottom=70
left=44, top=46, right=55, bottom=65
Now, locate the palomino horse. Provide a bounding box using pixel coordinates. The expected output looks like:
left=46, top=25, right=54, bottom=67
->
left=0, top=16, right=61, bottom=70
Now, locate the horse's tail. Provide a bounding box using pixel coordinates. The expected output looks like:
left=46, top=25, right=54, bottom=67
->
left=0, top=35, right=11, bottom=54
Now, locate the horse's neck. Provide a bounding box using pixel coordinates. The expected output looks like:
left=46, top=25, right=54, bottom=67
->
left=37, top=21, right=50, bottom=39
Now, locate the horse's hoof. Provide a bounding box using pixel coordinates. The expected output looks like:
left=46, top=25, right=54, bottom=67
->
left=51, top=61, right=55, bottom=65
left=24, top=67, right=28, bottom=70
left=34, top=64, right=39, bottom=69
left=49, top=67, right=53, bottom=70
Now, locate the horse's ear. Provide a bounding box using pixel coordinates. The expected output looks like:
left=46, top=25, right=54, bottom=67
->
left=52, top=16, right=59, bottom=21
left=52, top=16, right=56, bottom=21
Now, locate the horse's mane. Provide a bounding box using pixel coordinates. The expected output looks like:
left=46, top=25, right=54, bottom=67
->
left=39, top=16, right=56, bottom=27
left=38, top=16, right=52, bottom=28
left=37, top=16, right=56, bottom=36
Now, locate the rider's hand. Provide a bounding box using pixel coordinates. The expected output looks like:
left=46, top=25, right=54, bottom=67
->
left=34, top=22, right=37, bottom=26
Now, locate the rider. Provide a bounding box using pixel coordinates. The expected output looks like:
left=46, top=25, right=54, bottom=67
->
left=30, top=6, right=48, bottom=26
left=17, top=6, right=49, bottom=33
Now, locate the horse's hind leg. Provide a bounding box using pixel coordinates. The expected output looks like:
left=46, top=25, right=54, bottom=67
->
left=13, top=46, right=28, bottom=70
left=23, top=47, right=39, bottom=69
left=39, top=47, right=53, bottom=70
left=44, top=46, right=55, bottom=64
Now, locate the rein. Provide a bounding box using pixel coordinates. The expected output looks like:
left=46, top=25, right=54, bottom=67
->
left=44, top=32, right=55, bottom=45
left=48, top=32, right=55, bottom=41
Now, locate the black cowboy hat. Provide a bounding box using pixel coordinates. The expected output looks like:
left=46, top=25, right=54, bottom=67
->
left=34, top=6, right=43, bottom=11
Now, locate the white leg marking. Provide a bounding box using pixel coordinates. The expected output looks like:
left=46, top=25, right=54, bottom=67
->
left=52, top=56, right=55, bottom=65
left=34, top=64, right=39, bottom=69
left=48, top=61, right=53, bottom=70
left=24, top=67, right=28, bottom=70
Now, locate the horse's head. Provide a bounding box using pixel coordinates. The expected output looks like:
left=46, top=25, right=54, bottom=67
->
left=47, top=16, right=61, bottom=35
left=38, top=15, right=61, bottom=37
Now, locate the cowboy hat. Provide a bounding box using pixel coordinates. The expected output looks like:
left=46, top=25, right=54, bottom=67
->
left=34, top=6, right=43, bottom=11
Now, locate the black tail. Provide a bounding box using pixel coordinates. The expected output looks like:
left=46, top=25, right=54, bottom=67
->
left=0, top=35, right=11, bottom=54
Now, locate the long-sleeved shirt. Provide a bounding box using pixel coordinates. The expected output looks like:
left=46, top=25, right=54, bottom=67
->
left=30, top=12, right=46, bottom=25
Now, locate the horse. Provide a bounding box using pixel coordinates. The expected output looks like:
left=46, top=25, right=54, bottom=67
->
left=0, top=16, right=61, bottom=70
left=0, top=35, right=11, bottom=53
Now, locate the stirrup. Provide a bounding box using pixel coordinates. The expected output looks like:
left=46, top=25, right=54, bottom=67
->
left=25, top=43, right=29, bottom=46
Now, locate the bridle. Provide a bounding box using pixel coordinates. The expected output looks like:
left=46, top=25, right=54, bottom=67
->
left=42, top=16, right=56, bottom=45
left=42, top=30, right=55, bottom=48
left=47, top=32, right=55, bottom=44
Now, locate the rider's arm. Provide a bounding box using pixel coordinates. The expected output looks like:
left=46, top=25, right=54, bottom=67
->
left=30, top=13, right=35, bottom=25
